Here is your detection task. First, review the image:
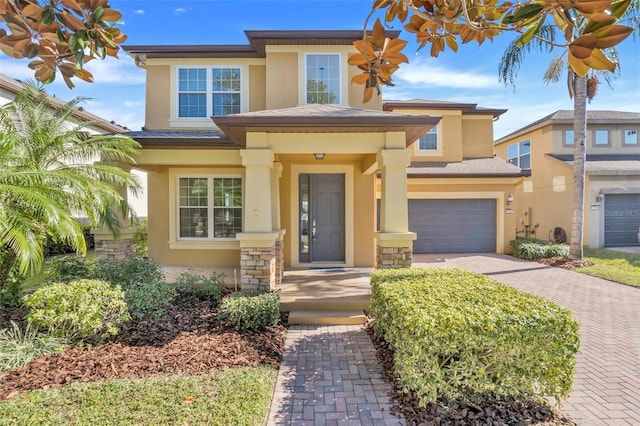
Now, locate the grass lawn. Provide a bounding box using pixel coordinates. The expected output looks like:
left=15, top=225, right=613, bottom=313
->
left=578, top=248, right=640, bottom=288
left=0, top=367, right=276, bottom=426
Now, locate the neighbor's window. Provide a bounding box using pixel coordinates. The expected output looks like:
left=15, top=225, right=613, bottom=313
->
left=564, top=130, right=574, bottom=145
left=306, top=54, right=340, bottom=104
left=507, top=139, right=531, bottom=169
left=594, top=130, right=609, bottom=145
left=418, top=127, right=438, bottom=150
left=179, top=177, right=242, bottom=239
left=624, top=130, right=638, bottom=145
left=178, top=67, right=241, bottom=118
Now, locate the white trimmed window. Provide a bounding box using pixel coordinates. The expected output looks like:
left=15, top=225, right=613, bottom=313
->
left=624, top=129, right=638, bottom=145
left=178, top=176, right=242, bottom=239
left=178, top=67, right=241, bottom=118
left=507, top=139, right=531, bottom=169
left=418, top=127, right=438, bottom=151
left=594, top=130, right=609, bottom=145
left=564, top=130, right=574, bottom=145
left=306, top=54, right=340, bottom=104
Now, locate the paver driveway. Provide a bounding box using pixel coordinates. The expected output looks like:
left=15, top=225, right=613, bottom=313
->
left=414, top=253, right=640, bottom=426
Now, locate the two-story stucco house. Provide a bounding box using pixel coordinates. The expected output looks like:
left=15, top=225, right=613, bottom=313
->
left=116, top=30, right=523, bottom=291
left=495, top=110, right=640, bottom=248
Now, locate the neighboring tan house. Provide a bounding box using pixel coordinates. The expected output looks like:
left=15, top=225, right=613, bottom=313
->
left=495, top=110, right=640, bottom=248
left=120, top=30, right=523, bottom=291
left=0, top=73, right=148, bottom=218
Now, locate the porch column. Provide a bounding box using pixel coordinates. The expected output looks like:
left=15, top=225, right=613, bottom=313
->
left=92, top=183, right=136, bottom=261
left=237, top=149, right=278, bottom=291
left=271, top=162, right=285, bottom=285
left=376, top=147, right=415, bottom=269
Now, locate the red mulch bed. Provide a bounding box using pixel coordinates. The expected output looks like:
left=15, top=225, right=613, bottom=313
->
left=0, top=297, right=287, bottom=400
left=535, top=256, right=593, bottom=270
left=367, top=325, right=576, bottom=425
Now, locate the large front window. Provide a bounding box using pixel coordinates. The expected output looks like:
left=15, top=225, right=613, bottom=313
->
left=179, top=177, right=242, bottom=239
left=306, top=54, right=340, bottom=104
left=178, top=67, right=241, bottom=118
left=507, top=139, right=531, bottom=169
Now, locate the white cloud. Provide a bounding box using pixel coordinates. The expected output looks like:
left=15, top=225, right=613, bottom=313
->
left=174, top=8, right=188, bottom=14
left=133, top=9, right=145, bottom=15
left=395, top=58, right=501, bottom=89
left=83, top=55, right=145, bottom=85
left=124, top=100, right=144, bottom=108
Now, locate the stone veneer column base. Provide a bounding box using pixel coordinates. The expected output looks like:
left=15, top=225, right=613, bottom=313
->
left=376, top=245, right=412, bottom=269
left=240, top=246, right=276, bottom=292
left=274, top=239, right=284, bottom=285
left=91, top=228, right=136, bottom=262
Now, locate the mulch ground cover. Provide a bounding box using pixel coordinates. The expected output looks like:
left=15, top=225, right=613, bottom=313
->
left=535, top=256, right=593, bottom=270
left=0, top=297, right=287, bottom=400
left=367, top=326, right=577, bottom=425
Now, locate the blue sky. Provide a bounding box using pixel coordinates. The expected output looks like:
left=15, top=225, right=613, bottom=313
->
left=1, top=0, right=638, bottom=138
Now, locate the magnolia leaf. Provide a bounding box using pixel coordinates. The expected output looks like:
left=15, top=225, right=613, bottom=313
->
left=510, top=4, right=544, bottom=23
left=517, top=17, right=545, bottom=47
left=61, top=0, right=84, bottom=14
left=59, top=11, right=86, bottom=31
left=22, top=4, right=43, bottom=19
left=592, top=24, right=633, bottom=48
left=552, top=8, right=571, bottom=32
left=584, top=48, right=616, bottom=72
left=101, top=8, right=122, bottom=22
left=383, top=37, right=408, bottom=54
left=571, top=0, right=612, bottom=15
left=372, top=18, right=386, bottom=46
left=34, top=64, right=53, bottom=82
left=363, top=86, right=375, bottom=103
left=41, top=7, right=54, bottom=25
left=568, top=52, right=591, bottom=76
left=351, top=73, right=371, bottom=85
left=607, top=0, right=632, bottom=18
left=445, top=34, right=458, bottom=52
left=569, top=35, right=598, bottom=59
left=75, top=68, right=95, bottom=83
left=28, top=60, right=45, bottom=70
left=373, top=0, right=393, bottom=9
left=383, top=52, right=409, bottom=64
left=348, top=53, right=368, bottom=66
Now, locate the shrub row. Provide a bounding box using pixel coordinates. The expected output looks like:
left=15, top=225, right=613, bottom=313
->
left=511, top=238, right=569, bottom=260
left=43, top=226, right=95, bottom=257
left=370, top=268, right=579, bottom=407
left=219, top=291, right=281, bottom=331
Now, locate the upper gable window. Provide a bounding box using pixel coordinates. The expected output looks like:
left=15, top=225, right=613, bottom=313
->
left=507, top=139, right=531, bottom=169
left=178, top=67, right=241, bottom=118
left=306, top=54, right=340, bottom=104
left=624, top=130, right=638, bottom=145
left=418, top=127, right=438, bottom=151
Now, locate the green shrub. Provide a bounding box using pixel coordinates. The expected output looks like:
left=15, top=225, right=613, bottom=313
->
left=0, top=321, right=69, bottom=372
left=43, top=226, right=94, bottom=257
left=219, top=291, right=280, bottom=331
left=24, top=279, right=130, bottom=342
left=94, top=257, right=173, bottom=318
left=131, top=218, right=148, bottom=257
left=511, top=238, right=569, bottom=260
left=46, top=255, right=96, bottom=284
left=370, top=268, right=579, bottom=407
left=173, top=268, right=226, bottom=302
left=0, top=250, right=24, bottom=307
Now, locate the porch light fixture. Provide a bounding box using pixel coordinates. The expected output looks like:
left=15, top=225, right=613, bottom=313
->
left=596, top=190, right=603, bottom=203
left=314, top=153, right=325, bottom=160
left=506, top=193, right=514, bottom=205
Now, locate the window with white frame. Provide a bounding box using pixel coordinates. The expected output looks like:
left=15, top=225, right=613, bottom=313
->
left=594, top=130, right=609, bottom=145
left=306, top=54, right=340, bottom=104
left=178, top=176, right=242, bottom=239
left=624, top=129, right=638, bottom=145
left=564, top=130, right=574, bottom=145
left=418, top=127, right=438, bottom=150
left=178, top=67, right=241, bottom=118
left=507, top=139, right=531, bottom=169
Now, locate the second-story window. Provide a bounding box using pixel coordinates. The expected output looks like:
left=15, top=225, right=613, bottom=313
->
left=594, top=130, right=609, bottom=145
left=418, top=127, right=438, bottom=150
left=178, top=67, right=241, bottom=118
left=306, top=54, right=340, bottom=104
left=564, top=130, right=574, bottom=145
left=507, top=139, right=531, bottom=169
left=624, top=130, right=638, bottom=145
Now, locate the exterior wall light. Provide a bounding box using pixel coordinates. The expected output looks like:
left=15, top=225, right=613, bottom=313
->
left=595, top=190, right=603, bottom=203
left=314, top=153, right=325, bottom=160
left=506, top=193, right=514, bottom=205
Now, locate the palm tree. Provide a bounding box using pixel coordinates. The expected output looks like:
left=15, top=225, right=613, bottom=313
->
left=0, top=84, right=141, bottom=289
left=498, top=2, right=639, bottom=259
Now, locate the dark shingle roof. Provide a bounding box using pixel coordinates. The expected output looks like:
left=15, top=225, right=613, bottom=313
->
left=547, top=154, right=640, bottom=175
left=407, top=157, right=525, bottom=177
left=383, top=99, right=506, bottom=118
left=125, top=130, right=233, bottom=149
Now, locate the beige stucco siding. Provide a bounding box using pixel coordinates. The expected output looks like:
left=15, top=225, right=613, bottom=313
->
left=144, top=64, right=171, bottom=130
left=461, top=116, right=495, bottom=158
left=347, top=53, right=382, bottom=111
left=265, top=52, right=299, bottom=109
left=249, top=65, right=266, bottom=112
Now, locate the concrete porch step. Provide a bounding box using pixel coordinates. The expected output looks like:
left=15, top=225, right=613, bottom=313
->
left=288, top=310, right=367, bottom=325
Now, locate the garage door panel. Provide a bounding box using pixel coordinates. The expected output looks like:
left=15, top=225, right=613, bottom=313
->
left=604, top=194, right=640, bottom=247
left=409, top=199, right=496, bottom=253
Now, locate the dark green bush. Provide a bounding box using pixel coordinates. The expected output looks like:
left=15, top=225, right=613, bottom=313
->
left=46, top=255, right=96, bottom=284
left=95, top=257, right=173, bottom=319
left=511, top=238, right=569, bottom=260
left=43, top=226, right=94, bottom=257
left=131, top=218, right=148, bottom=257
left=370, top=268, right=579, bottom=407
left=24, top=279, right=130, bottom=342
left=173, top=268, right=226, bottom=302
left=0, top=249, right=24, bottom=307
left=219, top=291, right=280, bottom=331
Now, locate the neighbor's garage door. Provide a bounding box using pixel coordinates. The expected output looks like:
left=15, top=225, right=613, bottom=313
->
left=409, top=199, right=496, bottom=253
left=604, top=194, right=640, bottom=247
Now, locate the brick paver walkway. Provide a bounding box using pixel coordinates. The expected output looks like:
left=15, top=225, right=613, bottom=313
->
left=414, top=254, right=640, bottom=426
left=267, top=325, right=404, bottom=425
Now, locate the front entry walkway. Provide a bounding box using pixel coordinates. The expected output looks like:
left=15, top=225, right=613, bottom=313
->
left=267, top=325, right=403, bottom=425
left=414, top=253, right=640, bottom=425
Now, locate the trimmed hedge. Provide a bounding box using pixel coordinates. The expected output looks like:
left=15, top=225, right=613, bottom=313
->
left=219, top=291, right=280, bottom=331
left=511, top=238, right=569, bottom=260
left=370, top=268, right=579, bottom=407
